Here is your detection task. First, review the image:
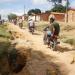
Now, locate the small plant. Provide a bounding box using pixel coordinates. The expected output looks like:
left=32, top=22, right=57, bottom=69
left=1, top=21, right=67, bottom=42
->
left=63, top=25, right=75, bottom=31
left=0, top=25, right=11, bottom=38
left=0, top=24, right=11, bottom=58
left=64, top=38, right=75, bottom=46
left=36, top=21, right=48, bottom=31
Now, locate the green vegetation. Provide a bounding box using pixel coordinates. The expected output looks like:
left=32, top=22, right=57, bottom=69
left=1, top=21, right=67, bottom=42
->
left=0, top=39, right=10, bottom=58
left=0, top=24, right=11, bottom=74
left=28, top=9, right=41, bottom=15
left=0, top=24, right=11, bottom=58
left=63, top=38, right=75, bottom=46
left=36, top=21, right=48, bottom=31
left=51, top=5, right=66, bottom=13
left=23, top=21, right=48, bottom=31
left=8, top=13, right=17, bottom=21
left=63, top=25, right=75, bottom=31
left=23, top=21, right=28, bottom=28
left=0, top=25, right=10, bottom=38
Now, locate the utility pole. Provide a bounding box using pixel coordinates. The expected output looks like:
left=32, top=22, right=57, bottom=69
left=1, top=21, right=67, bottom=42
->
left=24, top=5, right=25, bottom=20
left=66, top=0, right=68, bottom=23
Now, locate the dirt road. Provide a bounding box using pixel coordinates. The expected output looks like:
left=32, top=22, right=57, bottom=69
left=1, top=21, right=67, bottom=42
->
left=8, top=23, right=75, bottom=75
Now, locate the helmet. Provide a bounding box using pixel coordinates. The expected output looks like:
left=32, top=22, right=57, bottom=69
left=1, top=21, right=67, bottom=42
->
left=49, top=14, right=55, bottom=19
left=49, top=14, right=55, bottom=22
left=49, top=14, right=55, bottom=21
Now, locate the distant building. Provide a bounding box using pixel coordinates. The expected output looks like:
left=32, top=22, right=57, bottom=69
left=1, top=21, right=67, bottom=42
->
left=40, top=12, right=50, bottom=21
left=68, top=8, right=75, bottom=22
left=28, top=12, right=65, bottom=22
left=17, top=14, right=28, bottom=21
left=28, top=13, right=40, bottom=21
left=18, top=8, right=75, bottom=22
left=50, top=12, right=65, bottom=22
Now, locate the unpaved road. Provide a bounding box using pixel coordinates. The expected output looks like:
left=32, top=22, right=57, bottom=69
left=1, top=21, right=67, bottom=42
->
left=8, top=23, right=75, bottom=75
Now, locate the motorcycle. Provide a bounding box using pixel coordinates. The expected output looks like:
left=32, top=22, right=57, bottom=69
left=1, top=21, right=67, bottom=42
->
left=43, top=31, right=60, bottom=51
left=29, top=26, right=34, bottom=34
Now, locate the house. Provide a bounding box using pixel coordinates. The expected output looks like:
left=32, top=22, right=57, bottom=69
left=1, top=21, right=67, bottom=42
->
left=40, top=12, right=50, bottom=21
left=40, top=12, right=65, bottom=22
left=17, top=14, right=28, bottom=21
left=68, top=8, right=75, bottom=22
left=27, top=8, right=75, bottom=22
left=50, top=12, right=65, bottom=22
left=28, top=13, right=40, bottom=21
left=28, top=12, right=51, bottom=21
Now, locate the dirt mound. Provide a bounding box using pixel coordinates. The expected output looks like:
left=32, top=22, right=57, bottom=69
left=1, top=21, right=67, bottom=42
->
left=7, top=23, right=75, bottom=75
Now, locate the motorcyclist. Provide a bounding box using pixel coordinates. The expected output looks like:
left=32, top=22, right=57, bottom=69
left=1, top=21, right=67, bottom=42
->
left=28, top=19, right=35, bottom=34
left=19, top=18, right=23, bottom=28
left=43, top=17, right=60, bottom=48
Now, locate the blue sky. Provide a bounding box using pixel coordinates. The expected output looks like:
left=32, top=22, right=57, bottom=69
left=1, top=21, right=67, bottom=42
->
left=0, top=0, right=75, bottom=19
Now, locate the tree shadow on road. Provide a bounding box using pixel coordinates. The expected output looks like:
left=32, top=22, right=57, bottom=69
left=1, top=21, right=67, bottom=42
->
left=25, top=50, right=69, bottom=75
left=56, top=45, right=75, bottom=52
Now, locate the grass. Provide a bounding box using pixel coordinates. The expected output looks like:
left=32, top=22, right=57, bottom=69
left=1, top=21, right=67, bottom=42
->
left=36, top=21, right=48, bottom=31
left=0, top=39, right=10, bottom=58
left=23, top=21, right=28, bottom=28
left=63, top=38, right=75, bottom=46
left=0, top=24, right=11, bottom=58
left=0, top=24, right=11, bottom=74
left=23, top=21, right=48, bottom=31
left=0, top=25, right=11, bottom=38
left=62, top=25, right=75, bottom=31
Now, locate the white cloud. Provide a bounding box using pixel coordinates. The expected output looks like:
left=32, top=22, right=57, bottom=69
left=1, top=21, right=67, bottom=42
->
left=0, top=8, right=28, bottom=20
left=32, top=0, right=48, bottom=4
left=62, top=0, right=67, bottom=6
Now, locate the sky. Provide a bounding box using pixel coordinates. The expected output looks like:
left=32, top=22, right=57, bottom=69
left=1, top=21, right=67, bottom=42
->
left=0, top=0, right=75, bottom=19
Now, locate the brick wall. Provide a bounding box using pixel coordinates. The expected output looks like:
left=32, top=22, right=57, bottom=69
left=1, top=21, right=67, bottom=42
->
left=40, top=13, right=50, bottom=21
left=40, top=12, right=65, bottom=22
left=51, top=12, right=65, bottom=22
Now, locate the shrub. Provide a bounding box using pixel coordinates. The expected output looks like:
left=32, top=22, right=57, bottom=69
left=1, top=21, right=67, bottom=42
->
left=36, top=21, right=48, bottom=31
left=64, top=38, right=75, bottom=46
left=0, top=25, right=11, bottom=38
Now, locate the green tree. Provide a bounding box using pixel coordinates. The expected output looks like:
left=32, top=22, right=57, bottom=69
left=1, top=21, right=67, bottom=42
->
left=28, top=9, right=35, bottom=15
left=8, top=13, right=17, bottom=21
left=34, top=9, right=41, bottom=14
left=45, top=10, right=51, bottom=13
left=28, top=9, right=41, bottom=15
left=51, top=5, right=66, bottom=13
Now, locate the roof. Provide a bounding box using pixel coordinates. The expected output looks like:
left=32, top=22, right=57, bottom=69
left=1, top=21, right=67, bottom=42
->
left=51, top=12, right=65, bottom=14
left=69, top=8, right=75, bottom=11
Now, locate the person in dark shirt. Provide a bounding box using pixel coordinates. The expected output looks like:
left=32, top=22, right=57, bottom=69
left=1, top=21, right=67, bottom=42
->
left=43, top=17, right=60, bottom=48
left=50, top=17, right=60, bottom=39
